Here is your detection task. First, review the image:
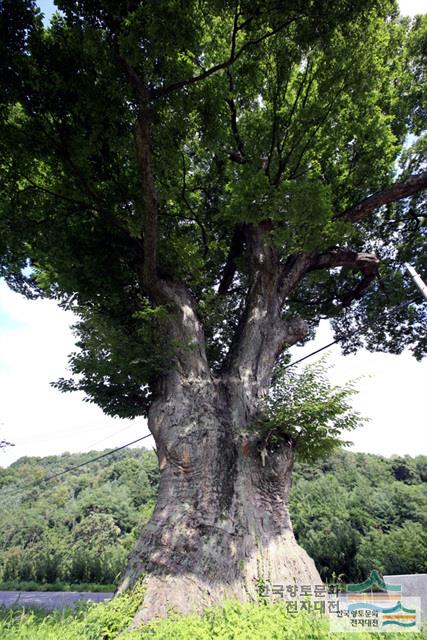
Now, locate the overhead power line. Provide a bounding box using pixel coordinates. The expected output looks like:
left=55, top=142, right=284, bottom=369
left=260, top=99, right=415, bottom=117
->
left=283, top=339, right=341, bottom=370
left=43, top=434, right=153, bottom=484
left=78, top=421, right=139, bottom=454
left=283, top=296, right=421, bottom=371
left=0, top=294, right=424, bottom=500
left=1, top=433, right=152, bottom=500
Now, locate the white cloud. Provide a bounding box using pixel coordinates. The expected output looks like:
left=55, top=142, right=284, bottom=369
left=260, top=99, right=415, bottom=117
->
left=1, top=280, right=426, bottom=468
left=290, top=323, right=427, bottom=458
left=399, top=0, right=426, bottom=16
left=0, top=282, right=152, bottom=467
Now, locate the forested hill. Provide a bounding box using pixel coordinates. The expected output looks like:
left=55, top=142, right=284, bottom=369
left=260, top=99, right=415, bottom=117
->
left=0, top=448, right=425, bottom=588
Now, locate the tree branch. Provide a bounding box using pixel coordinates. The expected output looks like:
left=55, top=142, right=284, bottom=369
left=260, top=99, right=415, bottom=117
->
left=279, top=248, right=380, bottom=306
left=276, top=171, right=427, bottom=307
left=280, top=79, right=348, bottom=183
left=151, top=15, right=302, bottom=100
left=225, top=70, right=247, bottom=164
left=308, top=248, right=380, bottom=273
left=337, top=170, right=427, bottom=223
left=17, top=173, right=95, bottom=210
left=309, top=249, right=380, bottom=306
left=181, top=154, right=209, bottom=258
left=223, top=223, right=308, bottom=404
left=218, top=224, right=246, bottom=295
left=119, top=55, right=160, bottom=291
left=278, top=60, right=311, bottom=155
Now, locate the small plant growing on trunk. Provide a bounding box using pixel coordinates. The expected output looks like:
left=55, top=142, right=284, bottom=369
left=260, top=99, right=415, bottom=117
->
left=253, top=359, right=364, bottom=465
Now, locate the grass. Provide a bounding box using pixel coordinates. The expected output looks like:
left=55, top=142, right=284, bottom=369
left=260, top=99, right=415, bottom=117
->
left=0, top=584, right=425, bottom=640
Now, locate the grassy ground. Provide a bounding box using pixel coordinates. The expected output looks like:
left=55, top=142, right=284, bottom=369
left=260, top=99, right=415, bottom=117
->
left=0, top=584, right=425, bottom=640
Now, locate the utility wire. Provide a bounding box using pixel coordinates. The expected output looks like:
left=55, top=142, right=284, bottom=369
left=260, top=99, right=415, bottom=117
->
left=0, top=433, right=152, bottom=500
left=43, top=434, right=153, bottom=483
left=283, top=296, right=421, bottom=371
left=80, top=421, right=139, bottom=453
left=0, top=295, right=423, bottom=500
left=283, top=339, right=340, bottom=370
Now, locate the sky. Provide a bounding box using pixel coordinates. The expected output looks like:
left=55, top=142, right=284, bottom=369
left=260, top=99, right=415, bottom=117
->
left=0, top=0, right=426, bottom=467
left=35, top=0, right=427, bottom=23
left=35, top=0, right=427, bottom=21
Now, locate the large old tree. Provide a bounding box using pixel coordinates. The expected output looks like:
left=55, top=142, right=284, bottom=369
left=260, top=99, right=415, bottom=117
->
left=1, top=0, right=426, bottom=623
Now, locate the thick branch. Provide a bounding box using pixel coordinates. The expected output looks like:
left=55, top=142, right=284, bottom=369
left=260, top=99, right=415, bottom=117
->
left=279, top=253, right=313, bottom=301
left=119, top=55, right=159, bottom=291
left=277, top=172, right=427, bottom=304
left=310, top=249, right=380, bottom=305
left=279, top=248, right=380, bottom=306
left=181, top=155, right=209, bottom=258
left=224, top=224, right=307, bottom=404
left=135, top=113, right=159, bottom=288
left=223, top=236, right=379, bottom=418
left=338, top=170, right=427, bottom=223
left=225, top=22, right=246, bottom=165
left=218, top=224, right=246, bottom=295
left=151, top=15, right=302, bottom=100
left=308, top=248, right=380, bottom=273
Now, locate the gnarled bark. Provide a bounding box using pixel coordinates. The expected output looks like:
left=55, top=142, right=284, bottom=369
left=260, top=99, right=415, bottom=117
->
left=118, top=269, right=320, bottom=623
left=119, top=373, right=320, bottom=624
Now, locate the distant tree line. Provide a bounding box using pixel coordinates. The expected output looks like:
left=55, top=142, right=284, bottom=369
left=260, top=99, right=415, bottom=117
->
left=0, top=449, right=159, bottom=586
left=291, top=450, right=427, bottom=581
left=0, top=447, right=425, bottom=587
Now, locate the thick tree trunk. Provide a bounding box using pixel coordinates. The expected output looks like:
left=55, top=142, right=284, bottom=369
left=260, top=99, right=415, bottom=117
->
left=116, top=227, right=320, bottom=623
left=118, top=376, right=321, bottom=624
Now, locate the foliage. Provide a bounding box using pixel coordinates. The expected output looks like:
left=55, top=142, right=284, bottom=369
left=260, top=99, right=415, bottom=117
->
left=0, top=597, right=425, bottom=640
left=52, top=305, right=170, bottom=418
left=131, top=601, right=424, bottom=640
left=0, top=448, right=158, bottom=587
left=291, top=450, right=427, bottom=581
left=0, top=580, right=145, bottom=640
left=356, top=522, right=427, bottom=576
left=82, top=580, right=146, bottom=639
left=0, top=447, right=426, bottom=587
left=254, top=359, right=363, bottom=462
left=0, top=2, right=426, bottom=417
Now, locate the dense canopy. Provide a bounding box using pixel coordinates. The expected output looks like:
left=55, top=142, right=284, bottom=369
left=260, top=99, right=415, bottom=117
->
left=0, top=0, right=426, bottom=418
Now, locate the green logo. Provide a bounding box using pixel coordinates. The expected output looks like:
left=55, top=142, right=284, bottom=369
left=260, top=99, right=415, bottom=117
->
left=330, top=571, right=420, bottom=632
left=346, top=570, right=401, bottom=593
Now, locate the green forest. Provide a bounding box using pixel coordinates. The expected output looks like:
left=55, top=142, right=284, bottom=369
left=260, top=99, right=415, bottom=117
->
left=0, top=447, right=425, bottom=589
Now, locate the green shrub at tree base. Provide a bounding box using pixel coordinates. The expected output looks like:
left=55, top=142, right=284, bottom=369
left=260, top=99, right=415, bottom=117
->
left=131, top=601, right=426, bottom=640
left=0, top=594, right=425, bottom=640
